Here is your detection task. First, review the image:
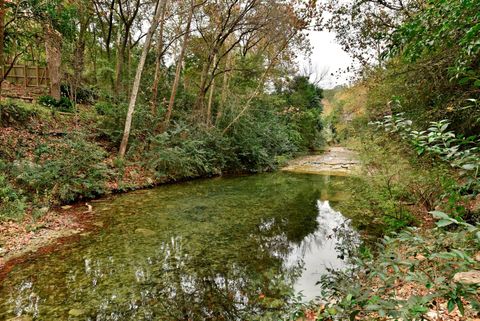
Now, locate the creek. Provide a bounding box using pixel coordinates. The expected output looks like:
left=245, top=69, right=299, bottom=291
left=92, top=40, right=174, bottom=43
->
left=0, top=172, right=358, bottom=320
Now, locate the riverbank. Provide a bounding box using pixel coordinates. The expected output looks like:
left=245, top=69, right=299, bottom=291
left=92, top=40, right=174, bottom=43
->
left=0, top=95, right=326, bottom=272
left=295, top=126, right=480, bottom=320
left=0, top=171, right=228, bottom=271
left=282, top=146, right=359, bottom=176
left=0, top=145, right=356, bottom=278
left=0, top=169, right=356, bottom=320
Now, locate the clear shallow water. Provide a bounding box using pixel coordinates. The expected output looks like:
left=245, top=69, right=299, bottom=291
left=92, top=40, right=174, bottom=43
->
left=0, top=172, right=357, bottom=320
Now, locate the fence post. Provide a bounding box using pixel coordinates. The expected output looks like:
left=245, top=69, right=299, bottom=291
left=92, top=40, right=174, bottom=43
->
left=24, top=65, right=27, bottom=88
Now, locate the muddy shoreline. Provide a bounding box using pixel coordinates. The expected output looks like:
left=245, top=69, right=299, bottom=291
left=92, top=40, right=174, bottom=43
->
left=0, top=203, right=104, bottom=278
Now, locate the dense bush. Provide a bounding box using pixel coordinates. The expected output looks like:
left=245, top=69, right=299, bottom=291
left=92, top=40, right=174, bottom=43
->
left=227, top=106, right=300, bottom=172
left=0, top=174, right=27, bottom=221
left=339, top=131, right=457, bottom=234
left=0, top=100, right=38, bottom=127
left=94, top=101, right=114, bottom=116
left=362, top=0, right=480, bottom=136
left=96, top=102, right=158, bottom=145
left=38, top=95, right=74, bottom=113
left=14, top=135, right=111, bottom=205
left=370, top=112, right=480, bottom=198
left=313, top=221, right=480, bottom=320
left=288, top=109, right=323, bottom=150
left=61, top=84, right=98, bottom=104
left=144, top=126, right=227, bottom=179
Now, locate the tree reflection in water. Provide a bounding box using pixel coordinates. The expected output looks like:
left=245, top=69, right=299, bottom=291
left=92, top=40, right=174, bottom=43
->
left=0, top=173, right=358, bottom=320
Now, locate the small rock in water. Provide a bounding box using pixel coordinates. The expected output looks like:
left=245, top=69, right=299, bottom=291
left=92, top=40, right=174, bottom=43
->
left=93, top=222, right=104, bottom=228
left=135, top=228, right=156, bottom=237
left=7, top=316, right=33, bottom=321
left=84, top=203, right=93, bottom=213
left=453, top=271, right=480, bottom=285
left=68, top=308, right=85, bottom=317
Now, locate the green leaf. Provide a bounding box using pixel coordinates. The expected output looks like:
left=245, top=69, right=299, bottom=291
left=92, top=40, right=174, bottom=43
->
left=461, top=163, right=477, bottom=170
left=429, top=211, right=450, bottom=220
left=459, top=77, right=471, bottom=85
left=349, top=310, right=360, bottom=321
left=447, top=299, right=456, bottom=313
left=436, top=219, right=455, bottom=227
left=365, top=304, right=381, bottom=311
left=456, top=298, right=464, bottom=316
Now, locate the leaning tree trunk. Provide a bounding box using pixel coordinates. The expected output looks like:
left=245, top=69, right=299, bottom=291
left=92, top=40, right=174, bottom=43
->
left=163, top=0, right=194, bottom=127
left=118, top=0, right=164, bottom=158
left=45, top=24, right=62, bottom=100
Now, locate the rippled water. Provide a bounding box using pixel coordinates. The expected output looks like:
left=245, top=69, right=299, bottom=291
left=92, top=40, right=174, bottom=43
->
left=0, top=172, right=358, bottom=320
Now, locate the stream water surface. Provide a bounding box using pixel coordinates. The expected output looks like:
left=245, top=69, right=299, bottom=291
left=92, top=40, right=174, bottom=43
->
left=0, top=172, right=358, bottom=321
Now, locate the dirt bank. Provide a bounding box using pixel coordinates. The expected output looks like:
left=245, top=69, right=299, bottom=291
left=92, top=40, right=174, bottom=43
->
left=0, top=203, right=99, bottom=275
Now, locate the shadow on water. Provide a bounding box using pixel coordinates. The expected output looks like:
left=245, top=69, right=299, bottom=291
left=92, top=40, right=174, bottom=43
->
left=0, top=172, right=359, bottom=320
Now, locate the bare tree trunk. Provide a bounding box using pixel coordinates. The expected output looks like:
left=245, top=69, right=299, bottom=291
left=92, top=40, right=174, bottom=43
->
left=206, top=54, right=216, bottom=127
left=91, top=25, right=98, bottom=85
left=114, top=26, right=129, bottom=95
left=119, top=0, right=164, bottom=158
left=216, top=51, right=231, bottom=126
left=163, top=0, right=194, bottom=127
left=112, top=19, right=122, bottom=91
left=73, top=17, right=89, bottom=100
left=0, top=0, right=5, bottom=97
left=195, top=56, right=210, bottom=113
left=45, top=24, right=62, bottom=100
left=151, top=0, right=168, bottom=115
left=105, top=0, right=115, bottom=58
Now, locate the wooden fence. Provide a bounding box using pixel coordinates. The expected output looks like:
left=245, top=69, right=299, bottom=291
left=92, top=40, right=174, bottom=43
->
left=1, top=65, right=49, bottom=87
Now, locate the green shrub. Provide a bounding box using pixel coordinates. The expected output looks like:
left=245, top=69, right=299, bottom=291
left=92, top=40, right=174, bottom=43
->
left=340, top=132, right=443, bottom=234
left=14, top=134, right=112, bottom=204
left=144, top=125, right=228, bottom=179
left=288, top=109, right=323, bottom=150
left=226, top=105, right=300, bottom=172
left=96, top=102, right=157, bottom=145
left=38, top=95, right=74, bottom=112
left=0, top=100, right=38, bottom=127
left=94, top=101, right=114, bottom=115
left=61, top=84, right=98, bottom=104
left=370, top=112, right=480, bottom=197
left=315, top=221, right=480, bottom=320
left=0, top=174, right=27, bottom=221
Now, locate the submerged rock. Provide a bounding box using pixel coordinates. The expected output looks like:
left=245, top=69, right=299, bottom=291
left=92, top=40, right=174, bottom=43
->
left=7, top=316, right=33, bottom=321
left=135, top=228, right=156, bottom=237
left=93, top=221, right=104, bottom=228
left=68, top=308, right=85, bottom=317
